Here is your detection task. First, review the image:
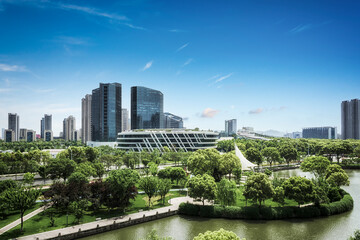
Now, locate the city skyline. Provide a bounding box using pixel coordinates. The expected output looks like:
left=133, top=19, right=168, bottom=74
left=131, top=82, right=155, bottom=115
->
left=0, top=0, right=360, bottom=135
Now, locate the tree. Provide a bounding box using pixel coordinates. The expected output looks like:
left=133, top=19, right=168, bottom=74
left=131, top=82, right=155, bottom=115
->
left=261, top=147, right=280, bottom=167
left=148, top=162, right=158, bottom=176
left=2, top=186, right=41, bottom=231
left=93, top=161, right=105, bottom=179
left=325, top=164, right=349, bottom=187
left=70, top=199, right=90, bottom=224
left=219, top=152, right=241, bottom=179
left=188, top=149, right=222, bottom=181
left=38, top=165, right=48, bottom=184
left=139, top=176, right=159, bottom=207
left=99, top=154, right=116, bottom=171
left=301, top=156, right=331, bottom=178
left=280, top=145, right=298, bottom=165
left=282, top=176, right=314, bottom=206
left=272, top=186, right=285, bottom=206
left=158, top=167, right=171, bottom=179
left=186, top=174, right=217, bottom=205
left=169, top=167, right=186, bottom=185
left=105, top=169, right=140, bottom=210
left=193, top=228, right=243, bottom=240
left=76, top=162, right=96, bottom=178
left=123, top=152, right=138, bottom=169
left=84, top=147, right=99, bottom=162
left=216, top=179, right=237, bottom=206
left=233, top=167, right=242, bottom=184
left=245, top=147, right=263, bottom=167
left=23, top=172, right=35, bottom=186
left=243, top=173, right=273, bottom=207
left=348, top=230, right=360, bottom=240
left=158, top=178, right=172, bottom=205
left=47, top=157, right=77, bottom=182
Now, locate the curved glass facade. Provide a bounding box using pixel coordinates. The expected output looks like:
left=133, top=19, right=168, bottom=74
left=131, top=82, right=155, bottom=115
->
left=131, top=86, right=164, bottom=130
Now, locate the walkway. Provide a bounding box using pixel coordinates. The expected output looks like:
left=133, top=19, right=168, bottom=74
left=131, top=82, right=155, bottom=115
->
left=16, top=196, right=198, bottom=240
left=0, top=204, right=50, bottom=235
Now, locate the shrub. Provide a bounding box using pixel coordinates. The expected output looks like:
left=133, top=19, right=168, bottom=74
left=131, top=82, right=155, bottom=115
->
left=178, top=202, right=200, bottom=216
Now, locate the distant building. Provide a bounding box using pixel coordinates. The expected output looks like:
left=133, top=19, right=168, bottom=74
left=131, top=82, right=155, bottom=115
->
left=284, top=132, right=302, bottom=139
left=131, top=86, right=163, bottom=130
left=341, top=99, right=360, bottom=139
left=41, top=114, right=52, bottom=139
left=1, top=128, right=4, bottom=140
left=44, top=130, right=53, bottom=141
left=63, top=116, right=76, bottom=141
left=8, top=113, right=19, bottom=141
left=225, top=119, right=237, bottom=136
left=302, top=127, right=337, bottom=139
left=4, top=129, right=15, bottom=142
left=74, top=130, right=81, bottom=141
left=91, top=83, right=122, bottom=142
left=27, top=130, right=36, bottom=142
left=81, top=94, right=92, bottom=144
left=19, top=128, right=28, bottom=141
left=121, top=108, right=130, bottom=132
left=164, top=112, right=183, bottom=129
left=117, top=130, right=219, bottom=152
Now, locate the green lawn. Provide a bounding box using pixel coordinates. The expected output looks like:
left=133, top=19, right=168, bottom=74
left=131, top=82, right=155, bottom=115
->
left=0, top=203, right=42, bottom=229
left=0, top=191, right=187, bottom=240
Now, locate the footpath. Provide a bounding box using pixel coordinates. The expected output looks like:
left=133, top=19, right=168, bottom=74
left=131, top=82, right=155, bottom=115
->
left=16, top=196, right=197, bottom=240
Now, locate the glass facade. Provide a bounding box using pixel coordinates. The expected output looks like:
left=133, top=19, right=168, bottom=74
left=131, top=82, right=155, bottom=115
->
left=91, top=83, right=122, bottom=142
left=131, top=86, right=164, bottom=130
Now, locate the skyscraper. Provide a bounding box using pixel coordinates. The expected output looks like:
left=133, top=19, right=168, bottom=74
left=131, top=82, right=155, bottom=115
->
left=82, top=94, right=92, bottom=144
left=164, top=112, right=183, bottom=128
left=63, top=115, right=76, bottom=141
left=8, top=113, right=19, bottom=141
left=91, top=83, right=122, bottom=141
left=19, top=128, right=28, bottom=141
left=121, top=108, right=130, bottom=132
left=342, top=99, right=360, bottom=139
left=131, top=86, right=164, bottom=130
left=41, top=114, right=52, bottom=138
left=302, top=127, right=337, bottom=139
left=225, top=119, right=237, bottom=136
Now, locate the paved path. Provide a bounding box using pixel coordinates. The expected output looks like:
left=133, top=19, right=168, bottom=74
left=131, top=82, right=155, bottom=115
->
left=0, top=204, right=50, bottom=235
left=17, top=196, right=201, bottom=240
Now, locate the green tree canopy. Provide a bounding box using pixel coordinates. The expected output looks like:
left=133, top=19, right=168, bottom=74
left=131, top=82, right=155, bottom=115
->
left=193, top=228, right=243, bottom=240
left=216, top=178, right=237, bottom=206
left=47, top=157, right=77, bottom=182
left=139, top=176, right=159, bottom=207
left=261, top=147, right=281, bottom=167
left=282, top=176, right=314, bottom=206
left=243, top=173, right=274, bottom=207
left=186, top=174, right=217, bottom=205
left=245, top=147, right=263, bottom=167
left=219, top=152, right=241, bottom=180
left=301, top=156, right=331, bottom=178
left=187, top=148, right=222, bottom=181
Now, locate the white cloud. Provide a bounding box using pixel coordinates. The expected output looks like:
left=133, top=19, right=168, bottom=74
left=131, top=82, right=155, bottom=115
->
left=249, top=108, right=264, bottom=114
left=215, top=73, right=233, bottom=83
left=176, top=43, right=189, bottom=52
left=141, top=61, right=153, bottom=71
left=55, top=36, right=89, bottom=45
left=183, top=58, right=193, bottom=67
left=201, top=108, right=220, bottom=118
left=0, top=63, right=27, bottom=72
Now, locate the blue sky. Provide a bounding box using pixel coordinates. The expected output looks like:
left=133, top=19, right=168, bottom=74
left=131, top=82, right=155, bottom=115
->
left=0, top=0, right=359, bottom=136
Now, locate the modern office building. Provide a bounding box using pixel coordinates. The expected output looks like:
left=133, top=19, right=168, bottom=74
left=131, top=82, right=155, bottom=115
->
left=81, top=94, right=92, bottom=144
left=4, top=129, right=15, bottom=142
left=121, top=108, right=130, bottom=132
left=74, top=130, right=81, bottom=141
left=44, top=130, right=53, bottom=141
left=63, top=115, right=76, bottom=141
left=131, top=86, right=164, bottom=130
left=27, top=130, right=36, bottom=142
left=225, top=119, right=237, bottom=136
left=164, top=112, right=183, bottom=128
left=302, top=127, right=337, bottom=139
left=19, top=128, right=28, bottom=141
left=342, top=99, right=360, bottom=139
left=8, top=113, right=19, bottom=141
left=117, top=130, right=219, bottom=152
left=40, top=114, right=52, bottom=139
left=91, top=83, right=122, bottom=142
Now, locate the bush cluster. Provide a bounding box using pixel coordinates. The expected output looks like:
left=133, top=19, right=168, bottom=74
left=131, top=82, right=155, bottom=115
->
left=178, top=191, right=353, bottom=220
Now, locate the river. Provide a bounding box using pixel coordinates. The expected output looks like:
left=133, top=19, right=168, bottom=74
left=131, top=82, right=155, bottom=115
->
left=81, top=169, right=360, bottom=240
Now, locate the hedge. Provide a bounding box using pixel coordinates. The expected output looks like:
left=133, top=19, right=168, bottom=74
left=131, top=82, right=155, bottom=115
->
left=178, top=192, right=353, bottom=220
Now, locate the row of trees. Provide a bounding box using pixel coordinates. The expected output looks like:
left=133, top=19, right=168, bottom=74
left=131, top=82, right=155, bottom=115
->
left=0, top=139, right=84, bottom=152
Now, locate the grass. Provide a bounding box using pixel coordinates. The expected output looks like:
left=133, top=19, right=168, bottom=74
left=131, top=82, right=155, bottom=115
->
left=0, top=203, right=42, bottom=229
left=0, top=191, right=187, bottom=240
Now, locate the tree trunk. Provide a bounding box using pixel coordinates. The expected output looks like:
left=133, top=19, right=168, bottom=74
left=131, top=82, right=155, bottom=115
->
left=20, top=211, right=24, bottom=232
left=202, top=199, right=205, bottom=205
left=228, top=173, right=231, bottom=180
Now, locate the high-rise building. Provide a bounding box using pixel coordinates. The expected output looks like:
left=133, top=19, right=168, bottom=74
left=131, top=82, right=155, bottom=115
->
left=225, top=119, right=237, bottom=136
left=74, top=130, right=81, bottom=141
left=82, top=94, right=92, bottom=144
left=91, top=83, right=122, bottom=141
left=302, top=127, right=337, bottom=139
left=19, top=128, right=28, bottom=141
left=131, top=86, right=164, bottom=130
left=4, top=129, right=15, bottom=142
left=27, top=130, right=36, bottom=142
left=342, top=99, right=360, bottom=139
left=40, top=114, right=52, bottom=138
left=63, top=116, right=76, bottom=141
left=121, top=108, right=130, bottom=132
left=164, top=112, right=183, bottom=128
left=44, top=130, right=53, bottom=141
left=8, top=113, right=19, bottom=141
